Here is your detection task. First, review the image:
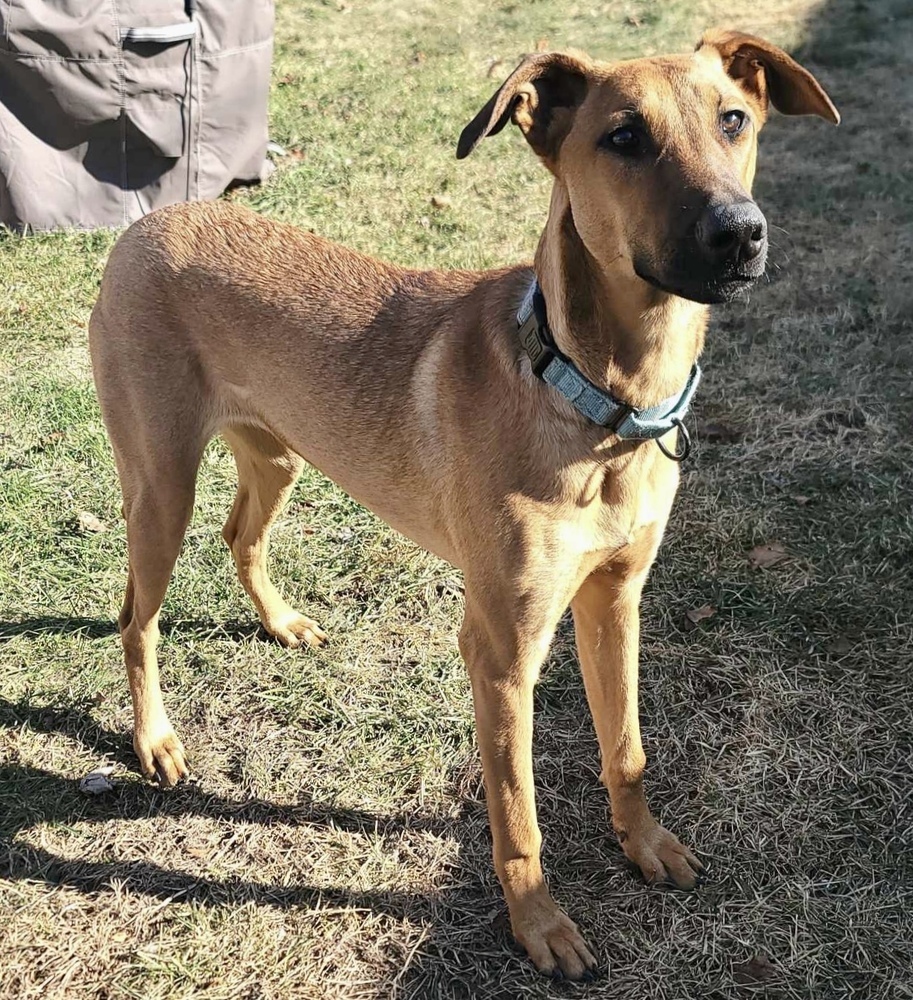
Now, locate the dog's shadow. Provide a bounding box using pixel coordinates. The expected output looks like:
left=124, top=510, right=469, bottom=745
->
left=0, top=693, right=507, bottom=988
left=0, top=616, right=265, bottom=645
left=0, top=623, right=615, bottom=996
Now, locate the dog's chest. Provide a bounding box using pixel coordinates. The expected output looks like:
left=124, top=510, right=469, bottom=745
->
left=559, top=454, right=679, bottom=566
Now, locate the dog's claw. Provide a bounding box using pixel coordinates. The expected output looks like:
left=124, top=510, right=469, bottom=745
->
left=620, top=821, right=702, bottom=890
left=135, top=727, right=189, bottom=788
left=511, top=894, right=599, bottom=981
left=267, top=611, right=327, bottom=649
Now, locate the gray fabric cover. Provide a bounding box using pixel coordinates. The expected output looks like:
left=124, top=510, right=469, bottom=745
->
left=0, top=0, right=274, bottom=230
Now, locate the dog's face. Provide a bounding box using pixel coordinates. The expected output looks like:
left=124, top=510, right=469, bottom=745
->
left=458, top=31, right=838, bottom=305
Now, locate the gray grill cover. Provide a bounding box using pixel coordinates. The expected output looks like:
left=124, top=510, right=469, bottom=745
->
left=0, top=0, right=274, bottom=230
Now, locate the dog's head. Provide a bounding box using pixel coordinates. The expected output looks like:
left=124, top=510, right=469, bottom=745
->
left=458, top=31, right=838, bottom=305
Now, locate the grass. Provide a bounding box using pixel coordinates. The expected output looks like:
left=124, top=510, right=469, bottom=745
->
left=2, top=0, right=912, bottom=996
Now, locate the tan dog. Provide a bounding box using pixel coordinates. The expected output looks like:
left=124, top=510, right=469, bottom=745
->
left=89, top=30, right=837, bottom=980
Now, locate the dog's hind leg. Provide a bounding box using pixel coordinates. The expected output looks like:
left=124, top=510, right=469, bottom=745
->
left=222, top=425, right=327, bottom=649
left=116, top=439, right=205, bottom=787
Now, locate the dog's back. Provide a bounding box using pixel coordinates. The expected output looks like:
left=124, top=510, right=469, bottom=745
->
left=88, top=199, right=526, bottom=562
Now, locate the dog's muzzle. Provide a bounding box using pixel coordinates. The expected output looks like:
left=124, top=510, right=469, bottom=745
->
left=636, top=198, right=769, bottom=304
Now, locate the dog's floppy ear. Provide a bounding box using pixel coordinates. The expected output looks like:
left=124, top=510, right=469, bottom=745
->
left=457, top=51, right=591, bottom=161
left=698, top=29, right=839, bottom=124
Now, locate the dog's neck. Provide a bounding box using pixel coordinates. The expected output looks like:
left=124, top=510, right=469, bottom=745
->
left=533, top=182, right=707, bottom=411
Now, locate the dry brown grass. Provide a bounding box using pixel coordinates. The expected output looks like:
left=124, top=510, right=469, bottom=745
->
left=2, top=0, right=912, bottom=996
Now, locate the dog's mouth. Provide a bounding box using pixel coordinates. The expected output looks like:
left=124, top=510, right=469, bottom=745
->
left=635, top=260, right=765, bottom=305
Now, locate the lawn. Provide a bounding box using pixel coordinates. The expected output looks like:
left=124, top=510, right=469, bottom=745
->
left=1, top=0, right=912, bottom=997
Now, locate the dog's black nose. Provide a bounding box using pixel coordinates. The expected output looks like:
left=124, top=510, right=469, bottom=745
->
left=696, top=201, right=767, bottom=263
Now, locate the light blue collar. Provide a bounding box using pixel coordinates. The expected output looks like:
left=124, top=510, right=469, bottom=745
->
left=517, top=279, right=701, bottom=460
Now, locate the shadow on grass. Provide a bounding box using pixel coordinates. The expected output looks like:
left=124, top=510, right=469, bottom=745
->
left=0, top=765, right=458, bottom=926
left=0, top=696, right=455, bottom=841
left=0, top=666, right=632, bottom=994
left=0, top=694, right=490, bottom=933
left=0, top=616, right=271, bottom=644
left=0, top=754, right=523, bottom=998
left=0, top=694, right=540, bottom=992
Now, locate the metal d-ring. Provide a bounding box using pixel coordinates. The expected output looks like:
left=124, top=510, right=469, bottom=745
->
left=656, top=417, right=692, bottom=462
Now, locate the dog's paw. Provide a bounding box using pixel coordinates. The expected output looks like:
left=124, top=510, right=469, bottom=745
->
left=268, top=612, right=327, bottom=649
left=620, top=821, right=703, bottom=889
left=134, top=726, right=189, bottom=788
left=511, top=894, right=599, bottom=981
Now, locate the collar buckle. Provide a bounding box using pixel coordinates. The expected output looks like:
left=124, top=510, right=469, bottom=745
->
left=517, top=285, right=557, bottom=377
left=518, top=315, right=556, bottom=377
left=606, top=401, right=636, bottom=434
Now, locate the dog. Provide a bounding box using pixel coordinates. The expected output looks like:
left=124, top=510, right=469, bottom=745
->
left=88, top=30, right=838, bottom=980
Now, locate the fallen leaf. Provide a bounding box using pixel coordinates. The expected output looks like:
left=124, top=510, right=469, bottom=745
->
left=79, top=765, right=116, bottom=796
left=430, top=194, right=452, bottom=209
left=92, top=691, right=106, bottom=706
left=76, top=511, right=107, bottom=533
left=748, top=542, right=789, bottom=569
left=411, top=50, right=426, bottom=65
left=699, top=421, right=742, bottom=444
left=792, top=495, right=813, bottom=506
left=763, top=471, right=790, bottom=490
left=686, top=604, right=717, bottom=625
left=489, top=907, right=512, bottom=939
left=733, top=953, right=776, bottom=984
left=626, top=14, right=643, bottom=27
left=817, top=406, right=867, bottom=432
left=536, top=37, right=550, bottom=52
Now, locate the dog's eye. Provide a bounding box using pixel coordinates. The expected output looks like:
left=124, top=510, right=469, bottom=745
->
left=601, top=127, right=640, bottom=153
left=720, top=110, right=746, bottom=136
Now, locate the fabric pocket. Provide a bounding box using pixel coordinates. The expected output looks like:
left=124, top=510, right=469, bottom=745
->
left=2, top=0, right=119, bottom=57
left=120, top=3, right=197, bottom=159
left=122, top=29, right=196, bottom=158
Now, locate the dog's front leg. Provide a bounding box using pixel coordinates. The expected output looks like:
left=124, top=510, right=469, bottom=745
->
left=572, top=567, right=703, bottom=888
left=459, top=591, right=598, bottom=981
